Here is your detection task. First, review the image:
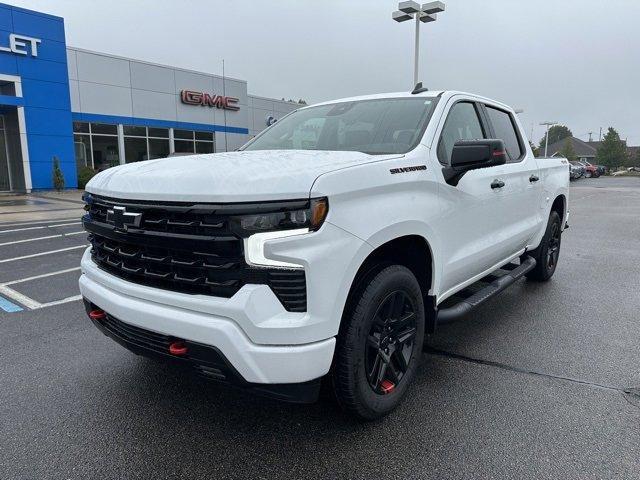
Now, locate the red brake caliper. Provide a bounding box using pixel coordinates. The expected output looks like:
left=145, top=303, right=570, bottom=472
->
left=380, top=379, right=395, bottom=394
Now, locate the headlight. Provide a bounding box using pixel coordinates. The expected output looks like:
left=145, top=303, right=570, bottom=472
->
left=234, top=197, right=328, bottom=235
left=239, top=198, right=328, bottom=268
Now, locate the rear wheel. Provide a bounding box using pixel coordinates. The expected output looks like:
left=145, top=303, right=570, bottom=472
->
left=332, top=265, right=425, bottom=420
left=525, top=210, right=562, bottom=281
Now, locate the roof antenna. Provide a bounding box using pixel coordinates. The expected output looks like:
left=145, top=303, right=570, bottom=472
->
left=411, top=82, right=428, bottom=94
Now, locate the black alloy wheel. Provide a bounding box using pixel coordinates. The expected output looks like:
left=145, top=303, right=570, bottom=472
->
left=332, top=264, right=425, bottom=420
left=364, top=290, right=417, bottom=394
left=525, top=210, right=562, bottom=282
left=546, top=220, right=561, bottom=271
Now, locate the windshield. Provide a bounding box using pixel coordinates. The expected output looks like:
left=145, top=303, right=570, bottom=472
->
left=242, top=97, right=438, bottom=155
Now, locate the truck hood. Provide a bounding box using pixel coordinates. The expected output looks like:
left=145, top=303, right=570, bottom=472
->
left=86, top=149, right=401, bottom=202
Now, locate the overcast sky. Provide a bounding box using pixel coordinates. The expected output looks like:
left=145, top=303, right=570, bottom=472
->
left=11, top=0, right=640, bottom=145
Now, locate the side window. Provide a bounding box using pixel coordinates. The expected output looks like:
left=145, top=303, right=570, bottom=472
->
left=437, top=102, right=485, bottom=165
left=485, top=106, right=523, bottom=163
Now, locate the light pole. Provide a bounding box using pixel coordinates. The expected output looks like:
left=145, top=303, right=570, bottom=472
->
left=392, top=1, right=445, bottom=87
left=540, top=121, right=557, bottom=157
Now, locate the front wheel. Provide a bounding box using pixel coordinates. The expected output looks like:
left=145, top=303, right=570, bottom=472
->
left=525, top=210, right=562, bottom=281
left=332, top=265, right=425, bottom=420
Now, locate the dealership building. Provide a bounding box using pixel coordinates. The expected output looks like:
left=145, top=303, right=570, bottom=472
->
left=0, top=2, right=299, bottom=192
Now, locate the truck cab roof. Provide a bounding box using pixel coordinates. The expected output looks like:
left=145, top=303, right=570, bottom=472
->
left=309, top=90, right=514, bottom=112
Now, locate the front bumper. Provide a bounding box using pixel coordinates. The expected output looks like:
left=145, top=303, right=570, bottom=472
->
left=83, top=299, right=322, bottom=403
left=80, top=251, right=335, bottom=385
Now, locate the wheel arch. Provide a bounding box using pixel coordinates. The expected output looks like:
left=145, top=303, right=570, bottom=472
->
left=341, top=234, right=437, bottom=334
left=551, top=194, right=567, bottom=225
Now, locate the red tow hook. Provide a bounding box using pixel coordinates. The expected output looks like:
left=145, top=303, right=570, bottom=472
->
left=380, top=380, right=396, bottom=394
left=169, top=341, right=188, bottom=356
left=89, top=309, right=106, bottom=321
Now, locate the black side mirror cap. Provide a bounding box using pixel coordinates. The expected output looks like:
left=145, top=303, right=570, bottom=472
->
left=442, top=139, right=507, bottom=186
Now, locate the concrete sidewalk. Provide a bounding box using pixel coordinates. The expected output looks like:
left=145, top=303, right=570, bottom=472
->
left=0, top=190, right=85, bottom=224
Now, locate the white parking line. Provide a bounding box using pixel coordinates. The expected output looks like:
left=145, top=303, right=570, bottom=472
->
left=38, top=295, right=83, bottom=309
left=0, top=245, right=88, bottom=263
left=0, top=218, right=81, bottom=228
left=0, top=285, right=41, bottom=309
left=0, top=221, right=81, bottom=234
left=0, top=285, right=82, bottom=310
left=2, top=267, right=82, bottom=286
left=0, top=231, right=85, bottom=247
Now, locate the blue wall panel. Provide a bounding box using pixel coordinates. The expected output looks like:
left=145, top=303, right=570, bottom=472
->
left=0, top=5, right=12, bottom=31
left=0, top=3, right=75, bottom=190
left=16, top=56, right=68, bottom=83
left=11, top=8, right=66, bottom=42
left=0, top=52, right=17, bottom=74
left=24, top=106, right=71, bottom=136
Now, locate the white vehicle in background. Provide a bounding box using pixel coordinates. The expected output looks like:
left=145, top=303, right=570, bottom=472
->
left=80, top=86, right=569, bottom=420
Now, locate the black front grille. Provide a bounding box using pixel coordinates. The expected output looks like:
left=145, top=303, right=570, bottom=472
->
left=84, top=194, right=307, bottom=312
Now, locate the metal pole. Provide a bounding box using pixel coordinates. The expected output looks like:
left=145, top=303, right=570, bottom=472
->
left=413, top=13, right=420, bottom=86
left=222, top=59, right=228, bottom=152
left=544, top=124, right=550, bottom=157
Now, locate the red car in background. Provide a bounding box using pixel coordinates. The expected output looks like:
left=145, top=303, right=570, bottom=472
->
left=578, top=161, right=601, bottom=178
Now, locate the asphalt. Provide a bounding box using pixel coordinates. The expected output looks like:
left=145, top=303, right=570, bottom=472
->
left=0, top=177, right=638, bottom=479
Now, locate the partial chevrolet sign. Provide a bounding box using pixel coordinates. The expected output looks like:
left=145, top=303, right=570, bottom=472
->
left=0, top=33, right=41, bottom=57
left=180, top=90, right=240, bottom=111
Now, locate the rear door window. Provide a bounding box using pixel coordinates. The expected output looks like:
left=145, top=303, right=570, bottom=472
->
left=485, top=106, right=523, bottom=163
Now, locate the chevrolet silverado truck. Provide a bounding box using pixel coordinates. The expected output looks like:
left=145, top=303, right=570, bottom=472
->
left=80, top=88, right=569, bottom=420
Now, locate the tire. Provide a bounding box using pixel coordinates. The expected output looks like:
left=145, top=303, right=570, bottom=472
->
left=585, top=171, right=592, bottom=178
left=332, top=265, right=425, bottom=420
left=525, top=210, right=562, bottom=282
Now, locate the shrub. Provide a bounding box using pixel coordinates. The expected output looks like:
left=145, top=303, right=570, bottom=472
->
left=52, top=156, right=65, bottom=191
left=77, top=165, right=97, bottom=189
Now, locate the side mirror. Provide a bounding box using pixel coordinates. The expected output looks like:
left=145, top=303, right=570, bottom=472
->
left=443, top=139, right=507, bottom=186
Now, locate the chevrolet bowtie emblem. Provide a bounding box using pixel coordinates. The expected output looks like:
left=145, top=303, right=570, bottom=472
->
left=107, top=206, right=142, bottom=231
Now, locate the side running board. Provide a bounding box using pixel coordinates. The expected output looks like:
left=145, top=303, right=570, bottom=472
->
left=436, top=256, right=537, bottom=325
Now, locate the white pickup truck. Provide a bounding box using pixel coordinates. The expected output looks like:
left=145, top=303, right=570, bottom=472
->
left=80, top=88, right=569, bottom=420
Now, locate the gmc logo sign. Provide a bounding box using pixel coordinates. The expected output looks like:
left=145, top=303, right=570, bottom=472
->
left=180, top=90, right=240, bottom=111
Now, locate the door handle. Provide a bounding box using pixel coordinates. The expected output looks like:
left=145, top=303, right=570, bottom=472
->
left=490, top=179, right=505, bottom=189
left=529, top=175, right=539, bottom=182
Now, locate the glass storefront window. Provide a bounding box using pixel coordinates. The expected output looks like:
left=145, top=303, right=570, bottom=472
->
left=73, top=122, right=89, bottom=133
left=174, top=139, right=195, bottom=153
left=148, top=138, right=170, bottom=159
left=148, top=127, right=169, bottom=138
left=125, top=137, right=148, bottom=163
left=174, top=129, right=193, bottom=140
left=124, top=125, right=146, bottom=136
left=195, top=131, right=213, bottom=141
left=92, top=135, right=120, bottom=170
left=195, top=141, right=214, bottom=154
left=74, top=135, right=91, bottom=168
left=91, top=123, right=117, bottom=135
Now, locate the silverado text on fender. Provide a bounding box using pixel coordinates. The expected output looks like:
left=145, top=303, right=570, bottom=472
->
left=80, top=89, right=569, bottom=420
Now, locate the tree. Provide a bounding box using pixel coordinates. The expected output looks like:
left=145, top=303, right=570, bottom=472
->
left=558, top=138, right=576, bottom=162
left=596, top=127, right=627, bottom=169
left=52, top=156, right=65, bottom=191
left=529, top=141, right=539, bottom=157
left=538, top=125, right=572, bottom=150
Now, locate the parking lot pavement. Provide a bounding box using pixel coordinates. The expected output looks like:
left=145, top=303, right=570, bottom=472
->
left=0, top=178, right=638, bottom=479
left=0, top=199, right=85, bottom=312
